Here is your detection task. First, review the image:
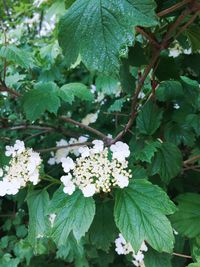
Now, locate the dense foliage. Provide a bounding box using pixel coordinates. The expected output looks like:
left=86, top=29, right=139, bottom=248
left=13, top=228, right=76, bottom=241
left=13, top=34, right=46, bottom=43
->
left=0, top=0, right=200, bottom=266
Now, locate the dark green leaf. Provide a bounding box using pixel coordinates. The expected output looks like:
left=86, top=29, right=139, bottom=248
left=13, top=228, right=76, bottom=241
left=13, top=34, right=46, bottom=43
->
left=149, top=142, right=182, bottom=183
left=23, top=82, right=61, bottom=121
left=27, top=190, right=50, bottom=250
left=114, top=179, right=176, bottom=253
left=171, top=193, right=200, bottom=238
left=49, top=189, right=95, bottom=246
left=136, top=101, right=163, bottom=135
left=59, top=83, right=94, bottom=104
left=89, top=200, right=117, bottom=251
left=58, top=0, right=157, bottom=74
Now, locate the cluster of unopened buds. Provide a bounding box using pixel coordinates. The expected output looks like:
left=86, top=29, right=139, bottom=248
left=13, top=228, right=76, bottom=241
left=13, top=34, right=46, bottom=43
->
left=0, top=140, right=42, bottom=196
left=60, top=140, right=131, bottom=197
left=115, top=234, right=148, bottom=267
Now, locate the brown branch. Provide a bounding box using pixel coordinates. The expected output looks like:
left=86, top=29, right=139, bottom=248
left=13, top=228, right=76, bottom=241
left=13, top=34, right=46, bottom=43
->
left=37, top=142, right=92, bottom=153
left=0, top=125, right=54, bottom=131
left=24, top=130, right=51, bottom=141
left=174, top=9, right=200, bottom=39
left=157, top=0, right=192, bottom=17
left=172, top=252, right=192, bottom=259
left=0, top=85, right=21, bottom=97
left=184, top=155, right=200, bottom=165
left=112, top=5, right=198, bottom=144
left=136, top=27, right=160, bottom=48
left=60, top=116, right=110, bottom=142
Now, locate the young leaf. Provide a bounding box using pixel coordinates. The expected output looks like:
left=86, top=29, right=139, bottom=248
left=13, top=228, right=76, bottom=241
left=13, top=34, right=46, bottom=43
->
left=0, top=44, right=35, bottom=69
left=149, top=142, right=182, bottom=183
left=27, top=190, right=50, bottom=249
left=58, top=0, right=157, bottom=75
left=171, top=193, right=200, bottom=238
left=114, top=179, right=176, bottom=253
left=59, top=83, right=94, bottom=104
left=23, top=82, right=61, bottom=121
left=136, top=101, right=163, bottom=135
left=49, top=188, right=95, bottom=246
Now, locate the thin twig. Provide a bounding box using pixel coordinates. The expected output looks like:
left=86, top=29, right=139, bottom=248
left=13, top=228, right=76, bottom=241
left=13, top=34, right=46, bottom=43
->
left=184, top=155, right=200, bottom=165
left=172, top=252, right=192, bottom=259
left=0, top=85, right=21, bottom=97
left=24, top=130, right=51, bottom=141
left=112, top=5, right=198, bottom=144
left=174, top=9, right=200, bottom=39
left=60, top=116, right=110, bottom=142
left=37, top=142, right=92, bottom=153
left=136, top=27, right=160, bottom=48
left=157, top=0, right=192, bottom=17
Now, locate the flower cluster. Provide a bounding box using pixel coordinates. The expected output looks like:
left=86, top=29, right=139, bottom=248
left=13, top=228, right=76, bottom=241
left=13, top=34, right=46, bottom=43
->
left=48, top=136, right=88, bottom=165
left=0, top=140, right=42, bottom=196
left=60, top=140, right=131, bottom=197
left=115, top=234, right=148, bottom=267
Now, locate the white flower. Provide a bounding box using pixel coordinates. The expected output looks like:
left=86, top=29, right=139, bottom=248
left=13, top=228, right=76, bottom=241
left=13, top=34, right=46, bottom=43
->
left=0, top=168, right=3, bottom=177
left=81, top=113, right=98, bottom=125
left=174, top=103, right=180, bottom=109
left=81, top=184, right=96, bottom=197
left=78, top=146, right=90, bottom=158
left=0, top=181, right=7, bottom=196
left=61, top=157, right=75, bottom=173
left=115, top=234, right=148, bottom=267
left=110, top=141, right=130, bottom=162
left=1, top=141, right=42, bottom=196
left=114, top=174, right=129, bottom=188
left=14, top=140, right=25, bottom=154
left=49, top=213, right=56, bottom=227
left=138, top=92, right=145, bottom=99
left=140, top=242, right=148, bottom=252
left=48, top=157, right=56, bottom=165
left=134, top=251, right=144, bottom=262
left=55, top=139, right=69, bottom=163
left=5, top=145, right=16, bottom=157
left=61, top=174, right=76, bottom=195
left=91, top=140, right=104, bottom=153
left=61, top=140, right=131, bottom=197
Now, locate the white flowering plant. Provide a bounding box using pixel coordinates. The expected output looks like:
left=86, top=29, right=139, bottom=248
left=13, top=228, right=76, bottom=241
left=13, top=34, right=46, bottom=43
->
left=0, top=1, right=200, bottom=267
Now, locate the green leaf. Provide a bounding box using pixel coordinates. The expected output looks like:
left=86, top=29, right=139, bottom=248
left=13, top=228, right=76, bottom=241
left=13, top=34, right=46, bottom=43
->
left=0, top=254, right=20, bottom=267
left=144, top=248, right=172, bottom=267
left=108, top=98, right=126, bottom=112
left=27, top=190, right=50, bottom=250
left=149, top=142, right=182, bottom=183
left=136, top=101, right=163, bottom=135
left=59, top=83, right=94, bottom=104
left=58, top=0, right=157, bottom=74
left=23, top=82, right=61, bottom=121
left=0, top=44, right=35, bottom=69
left=186, top=114, right=200, bottom=136
left=50, top=189, right=95, bottom=246
left=187, top=264, right=200, bottom=267
left=14, top=240, right=33, bottom=265
left=181, top=76, right=200, bottom=107
left=171, top=193, right=200, bottom=238
left=132, top=140, right=161, bottom=163
left=96, top=75, right=119, bottom=95
left=156, top=80, right=183, bottom=101
left=164, top=122, right=195, bottom=147
left=185, top=26, right=200, bottom=52
left=56, top=233, right=85, bottom=263
left=89, top=200, right=117, bottom=251
left=114, top=179, right=176, bottom=253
